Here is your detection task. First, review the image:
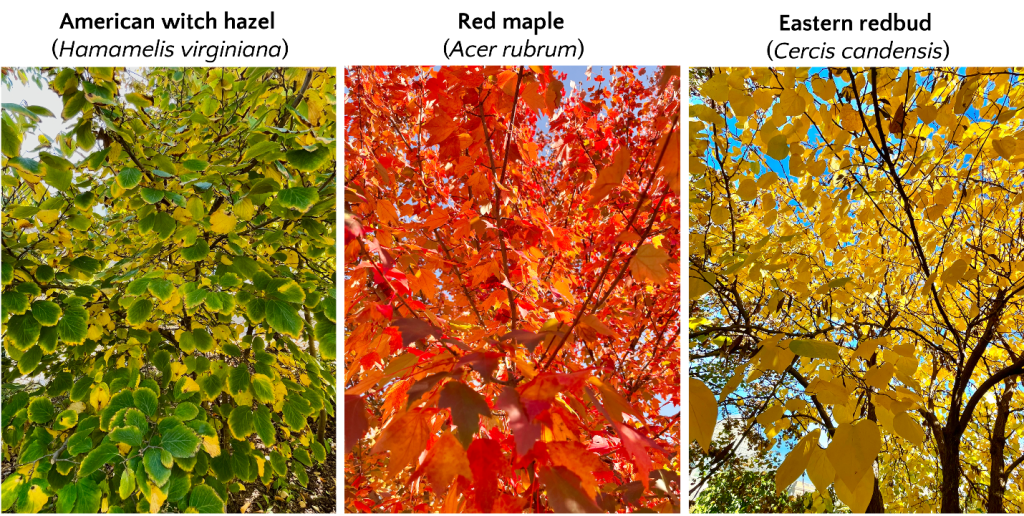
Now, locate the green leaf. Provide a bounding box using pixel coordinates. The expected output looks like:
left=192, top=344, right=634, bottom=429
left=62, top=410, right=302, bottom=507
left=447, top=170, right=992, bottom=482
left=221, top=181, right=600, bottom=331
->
left=3, top=292, right=30, bottom=315
left=119, top=468, right=136, bottom=500
left=265, top=299, right=303, bottom=339
left=127, top=298, right=153, bottom=326
left=7, top=314, right=41, bottom=349
left=74, top=477, right=102, bottom=513
left=249, top=177, right=281, bottom=195
left=192, top=328, right=214, bottom=352
left=133, top=387, right=159, bottom=417
left=243, top=140, right=280, bottom=161
left=254, top=406, right=275, bottom=446
left=44, top=166, right=73, bottom=191
left=269, top=451, right=287, bottom=475
left=66, top=431, right=93, bottom=456
left=228, top=366, right=250, bottom=395
left=188, top=484, right=226, bottom=513
left=1, top=117, right=22, bottom=158
left=70, top=377, right=94, bottom=402
left=161, top=423, right=201, bottom=458
left=27, top=397, right=54, bottom=424
left=56, top=482, right=78, bottom=513
left=251, top=374, right=275, bottom=404
left=143, top=448, right=172, bottom=486
left=311, top=441, right=326, bottom=463
left=17, top=345, right=43, bottom=375
left=285, top=145, right=330, bottom=171
left=110, top=425, right=144, bottom=447
left=62, top=91, right=87, bottom=120
left=79, top=443, right=120, bottom=477
left=282, top=398, right=308, bottom=431
left=182, top=159, right=208, bottom=171
left=153, top=212, right=176, bottom=240
left=31, top=300, right=62, bottom=326
left=268, top=278, right=306, bottom=303
left=2, top=262, right=14, bottom=286
left=167, top=467, right=191, bottom=502
left=174, top=403, right=199, bottom=421
left=147, top=278, right=174, bottom=302
left=52, top=410, right=78, bottom=433
left=184, top=288, right=208, bottom=308
left=56, top=305, right=89, bottom=344
left=293, top=447, right=312, bottom=467
left=182, top=239, right=210, bottom=262
left=277, top=187, right=320, bottom=213
left=228, top=405, right=255, bottom=439
left=140, top=188, right=165, bottom=204
left=125, top=92, right=153, bottom=109
left=116, top=167, right=143, bottom=189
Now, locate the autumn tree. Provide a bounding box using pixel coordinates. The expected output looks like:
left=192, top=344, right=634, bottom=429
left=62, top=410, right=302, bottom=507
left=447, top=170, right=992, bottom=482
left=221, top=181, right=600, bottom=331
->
left=1, top=67, right=337, bottom=513
left=344, top=65, right=681, bottom=512
left=689, top=67, right=1024, bottom=513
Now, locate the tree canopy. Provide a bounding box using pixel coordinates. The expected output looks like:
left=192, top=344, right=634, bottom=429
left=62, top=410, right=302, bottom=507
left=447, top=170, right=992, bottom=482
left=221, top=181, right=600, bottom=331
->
left=1, top=66, right=336, bottom=513
left=689, top=67, right=1024, bottom=513
left=344, top=65, right=681, bottom=512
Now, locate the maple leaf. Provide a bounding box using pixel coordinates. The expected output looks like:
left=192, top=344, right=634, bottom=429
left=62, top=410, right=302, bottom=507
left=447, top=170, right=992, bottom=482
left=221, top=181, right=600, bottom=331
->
left=587, top=147, right=630, bottom=206
left=411, top=431, right=474, bottom=492
left=371, top=410, right=430, bottom=476
left=629, top=244, right=670, bottom=284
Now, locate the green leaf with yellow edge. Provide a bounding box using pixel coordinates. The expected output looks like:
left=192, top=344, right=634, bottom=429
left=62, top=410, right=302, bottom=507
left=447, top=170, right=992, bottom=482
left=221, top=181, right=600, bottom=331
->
left=116, top=167, right=143, bottom=189
left=27, top=397, right=54, bottom=424
left=133, top=387, right=159, bottom=417
left=689, top=378, right=717, bottom=454
left=143, top=448, right=172, bottom=486
left=285, top=146, right=330, bottom=171
left=182, top=159, right=208, bottom=171
left=110, top=425, right=144, bottom=447
left=187, top=484, right=225, bottom=513
left=192, top=328, right=214, bottom=352
left=7, top=314, right=41, bottom=350
left=277, top=187, right=320, bottom=212
left=30, top=298, right=62, bottom=325
left=56, top=305, right=89, bottom=344
left=253, top=406, right=275, bottom=446
left=181, top=239, right=209, bottom=261
left=228, top=405, right=255, bottom=439
left=251, top=374, right=275, bottom=404
left=126, top=298, right=153, bottom=327
left=17, top=345, right=43, bottom=375
left=265, top=299, right=302, bottom=338
left=161, top=423, right=202, bottom=458
left=790, top=339, right=842, bottom=361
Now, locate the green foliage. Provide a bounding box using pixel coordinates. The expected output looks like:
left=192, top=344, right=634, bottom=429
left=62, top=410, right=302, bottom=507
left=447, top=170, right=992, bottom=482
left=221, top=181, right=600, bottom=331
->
left=693, top=469, right=811, bottom=513
left=2, top=67, right=336, bottom=512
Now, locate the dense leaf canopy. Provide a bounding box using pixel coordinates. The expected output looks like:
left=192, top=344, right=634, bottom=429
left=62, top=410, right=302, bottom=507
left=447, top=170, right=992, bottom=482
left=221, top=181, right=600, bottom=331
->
left=1, top=66, right=336, bottom=513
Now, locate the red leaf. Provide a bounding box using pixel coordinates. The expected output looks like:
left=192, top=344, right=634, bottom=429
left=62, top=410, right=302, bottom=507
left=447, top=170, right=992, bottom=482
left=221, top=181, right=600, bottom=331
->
left=438, top=381, right=491, bottom=447
left=344, top=395, right=370, bottom=455
left=468, top=439, right=503, bottom=512
left=495, top=386, right=542, bottom=457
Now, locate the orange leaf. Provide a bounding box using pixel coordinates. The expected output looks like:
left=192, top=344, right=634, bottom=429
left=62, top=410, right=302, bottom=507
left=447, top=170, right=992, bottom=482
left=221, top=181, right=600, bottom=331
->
left=629, top=244, right=670, bottom=284
left=588, top=147, right=630, bottom=206
left=412, top=431, right=473, bottom=492
left=371, top=409, right=430, bottom=476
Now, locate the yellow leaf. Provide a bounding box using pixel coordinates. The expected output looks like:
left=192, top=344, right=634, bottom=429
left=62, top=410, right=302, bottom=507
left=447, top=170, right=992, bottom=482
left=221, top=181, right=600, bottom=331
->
left=806, top=445, right=836, bottom=492
left=209, top=210, right=237, bottom=234
left=689, top=378, right=717, bottom=454
left=789, top=339, right=841, bottom=361
left=940, top=258, right=968, bottom=286
left=736, top=178, right=758, bottom=201
left=775, top=429, right=820, bottom=494
left=36, top=210, right=60, bottom=225
left=629, top=244, right=670, bottom=284
left=145, top=481, right=167, bottom=513
left=181, top=377, right=200, bottom=393
left=90, top=382, right=111, bottom=412
left=835, top=468, right=874, bottom=513
left=22, top=485, right=48, bottom=513
left=580, top=314, right=621, bottom=339
left=202, top=435, right=221, bottom=457
left=893, top=412, right=924, bottom=446
left=756, top=405, right=785, bottom=428
left=826, top=420, right=880, bottom=492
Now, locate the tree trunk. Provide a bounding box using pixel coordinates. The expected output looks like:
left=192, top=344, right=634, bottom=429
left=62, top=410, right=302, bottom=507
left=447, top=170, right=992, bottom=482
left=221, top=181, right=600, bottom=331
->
left=987, top=384, right=1013, bottom=513
left=940, top=425, right=961, bottom=513
left=316, top=408, right=327, bottom=445
left=866, top=476, right=885, bottom=512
